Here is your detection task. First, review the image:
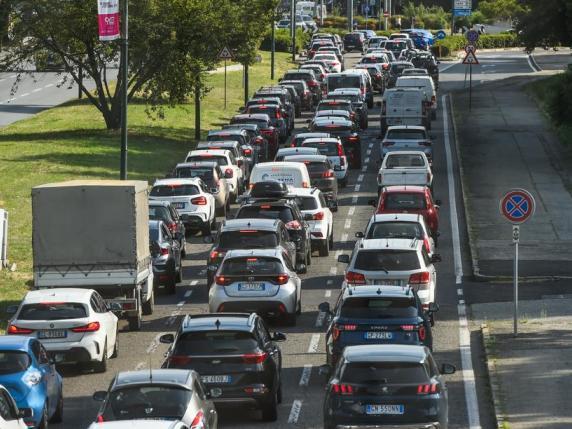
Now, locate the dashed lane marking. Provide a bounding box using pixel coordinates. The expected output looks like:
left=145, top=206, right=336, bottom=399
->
left=364, top=157, right=370, bottom=164
left=366, top=149, right=371, bottom=156
left=325, top=290, right=332, bottom=298
left=457, top=289, right=463, bottom=296
left=299, top=364, right=312, bottom=386
left=134, top=361, right=146, bottom=370
left=348, top=207, right=355, bottom=216
left=190, top=280, right=198, bottom=286
left=326, top=279, right=333, bottom=286
left=20, top=93, right=29, bottom=97
left=329, top=266, right=337, bottom=275
left=357, top=174, right=364, bottom=183
left=32, top=88, right=42, bottom=93
left=177, top=300, right=185, bottom=307
left=354, top=184, right=361, bottom=192
left=288, top=400, right=303, bottom=424
left=315, top=312, right=326, bottom=328
left=45, top=83, right=54, bottom=88
left=344, top=219, right=351, bottom=229
left=184, top=290, right=192, bottom=298
left=341, top=233, right=348, bottom=242
left=307, top=334, right=320, bottom=353
left=351, top=195, right=358, bottom=204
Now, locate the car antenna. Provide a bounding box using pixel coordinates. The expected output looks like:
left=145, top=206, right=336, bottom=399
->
left=215, top=319, right=221, bottom=330
left=149, top=351, right=153, bottom=382
left=377, top=288, right=382, bottom=295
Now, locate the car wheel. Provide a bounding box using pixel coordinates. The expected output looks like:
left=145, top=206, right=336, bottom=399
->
left=431, top=110, right=437, bottom=120
left=166, top=272, right=177, bottom=295
left=329, top=230, right=334, bottom=250
left=306, top=249, right=312, bottom=266
left=49, top=391, right=63, bottom=424
left=261, top=389, right=278, bottom=421
left=367, top=98, right=373, bottom=109
left=296, top=294, right=302, bottom=315
left=362, top=119, right=368, bottom=130
left=93, top=339, right=108, bottom=373
left=284, top=311, right=297, bottom=326
left=111, top=330, right=119, bottom=358
left=142, top=289, right=154, bottom=315
left=319, top=239, right=329, bottom=257
left=38, top=404, right=48, bottom=429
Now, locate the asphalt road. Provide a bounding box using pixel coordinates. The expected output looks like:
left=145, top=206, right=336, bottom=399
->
left=42, top=50, right=569, bottom=429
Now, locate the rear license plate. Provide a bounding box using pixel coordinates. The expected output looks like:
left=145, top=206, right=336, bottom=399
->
left=38, top=329, right=66, bottom=339
left=238, top=283, right=265, bottom=291
left=201, top=375, right=232, bottom=384
left=172, top=202, right=185, bottom=209
left=365, top=404, right=404, bottom=415
left=373, top=279, right=403, bottom=286
left=364, top=331, right=393, bottom=340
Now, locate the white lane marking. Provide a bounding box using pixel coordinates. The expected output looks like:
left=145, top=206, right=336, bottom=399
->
left=366, top=149, right=372, bottom=156
left=325, top=290, right=332, bottom=297
left=198, top=269, right=206, bottom=275
left=44, top=83, right=54, bottom=88
left=344, top=219, right=351, bottom=229
left=444, top=94, right=481, bottom=429
left=361, top=165, right=367, bottom=172
left=326, top=279, right=333, bottom=286
left=348, top=207, right=355, bottom=216
left=351, top=195, right=358, bottom=204
left=439, top=62, right=460, bottom=73
left=177, top=300, right=185, bottom=307
left=0, top=79, right=4, bottom=83
left=307, top=334, right=320, bottom=353
left=459, top=299, right=465, bottom=305
left=32, top=88, right=42, bottom=93
left=299, top=364, right=313, bottom=386
left=457, top=288, right=463, bottom=296
left=341, top=232, right=348, bottom=242
left=134, top=361, right=146, bottom=370
left=364, top=157, right=370, bottom=164
left=315, top=312, right=326, bottom=327
left=354, top=183, right=361, bottom=192
left=190, top=280, right=198, bottom=286
left=20, top=93, right=29, bottom=97
left=146, top=333, right=163, bottom=354
left=357, top=174, right=364, bottom=183
left=368, top=142, right=373, bottom=149
left=184, top=290, right=192, bottom=298
left=288, top=400, right=303, bottom=424
left=526, top=55, right=538, bottom=73
left=9, top=74, right=17, bottom=79
left=442, top=94, right=463, bottom=284
left=329, top=266, right=337, bottom=275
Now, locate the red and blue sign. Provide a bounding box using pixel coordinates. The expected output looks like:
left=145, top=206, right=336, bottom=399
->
left=500, top=189, right=536, bottom=224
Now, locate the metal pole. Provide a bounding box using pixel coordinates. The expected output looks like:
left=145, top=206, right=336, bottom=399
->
left=195, top=82, right=200, bottom=141
left=469, top=62, right=472, bottom=111
left=451, top=0, right=455, bottom=35
left=78, top=64, right=83, bottom=99
left=271, top=18, right=275, bottom=79
left=514, top=240, right=519, bottom=336
left=224, top=60, right=227, bottom=110
left=384, top=0, right=388, bottom=30
left=291, top=0, right=296, bottom=62
left=119, top=0, right=128, bottom=180
left=244, top=64, right=249, bottom=106
left=348, top=0, right=353, bottom=32
left=320, top=0, right=324, bottom=26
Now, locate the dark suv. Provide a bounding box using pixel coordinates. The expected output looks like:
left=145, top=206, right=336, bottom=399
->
left=311, top=117, right=361, bottom=169
left=149, top=200, right=186, bottom=256
left=235, top=198, right=312, bottom=268
left=149, top=220, right=182, bottom=295
left=205, top=218, right=297, bottom=286
left=160, top=313, right=286, bottom=422
left=343, top=32, right=365, bottom=52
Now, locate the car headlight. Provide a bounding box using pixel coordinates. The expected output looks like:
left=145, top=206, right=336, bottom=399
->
left=23, top=370, right=42, bottom=387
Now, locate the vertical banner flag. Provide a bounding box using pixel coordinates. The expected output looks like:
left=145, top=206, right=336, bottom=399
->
left=97, top=0, right=120, bottom=41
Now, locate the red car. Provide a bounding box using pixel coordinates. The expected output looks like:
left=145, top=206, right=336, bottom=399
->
left=372, top=185, right=440, bottom=237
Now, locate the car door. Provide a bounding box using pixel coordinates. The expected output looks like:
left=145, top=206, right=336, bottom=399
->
left=318, top=193, right=333, bottom=236
left=280, top=226, right=296, bottom=266
left=421, top=248, right=437, bottom=292
left=193, top=379, right=217, bottom=429
left=33, top=341, right=58, bottom=413
left=199, top=180, right=216, bottom=220
left=0, top=389, right=25, bottom=429
left=93, top=292, right=118, bottom=350
left=163, top=224, right=181, bottom=269
left=282, top=251, right=300, bottom=301
left=258, top=319, right=281, bottom=375
left=169, top=205, right=185, bottom=241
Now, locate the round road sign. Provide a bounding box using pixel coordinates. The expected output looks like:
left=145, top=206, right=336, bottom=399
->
left=436, top=30, right=446, bottom=40
left=466, top=29, right=479, bottom=43
left=499, top=189, right=536, bottom=224
left=464, top=44, right=476, bottom=54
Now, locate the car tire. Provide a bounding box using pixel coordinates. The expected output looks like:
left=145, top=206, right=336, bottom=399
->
left=306, top=249, right=312, bottom=266
left=176, top=259, right=183, bottom=283
left=277, top=382, right=283, bottom=404
left=329, top=231, right=334, bottom=250
left=284, top=311, right=297, bottom=326
left=319, top=239, right=329, bottom=257
left=166, top=271, right=177, bottom=295
left=431, top=109, right=437, bottom=121
left=296, top=294, right=302, bottom=315
left=142, top=290, right=154, bottom=315
left=111, top=331, right=119, bottom=358
left=367, top=98, right=373, bottom=109
left=93, top=339, right=108, bottom=373
left=49, top=391, right=64, bottom=424
left=261, top=390, right=278, bottom=422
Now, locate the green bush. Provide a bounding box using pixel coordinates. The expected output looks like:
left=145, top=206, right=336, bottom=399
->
left=260, top=28, right=309, bottom=53
left=546, top=71, right=572, bottom=126
left=431, top=33, right=520, bottom=57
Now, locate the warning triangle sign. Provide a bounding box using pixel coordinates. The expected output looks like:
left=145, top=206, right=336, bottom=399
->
left=218, top=46, right=233, bottom=60
left=463, top=51, right=479, bottom=65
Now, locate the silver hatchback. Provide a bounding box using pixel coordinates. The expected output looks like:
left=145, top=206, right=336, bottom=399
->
left=209, top=249, right=302, bottom=326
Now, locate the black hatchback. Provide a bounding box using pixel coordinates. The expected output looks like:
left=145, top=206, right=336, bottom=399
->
left=323, top=344, right=456, bottom=429
left=343, top=32, right=365, bottom=52
left=160, top=313, right=286, bottom=422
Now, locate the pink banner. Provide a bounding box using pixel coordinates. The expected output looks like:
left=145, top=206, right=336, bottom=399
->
left=97, top=0, right=120, bottom=41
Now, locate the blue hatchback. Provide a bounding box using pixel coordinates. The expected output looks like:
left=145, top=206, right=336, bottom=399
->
left=0, top=336, right=63, bottom=428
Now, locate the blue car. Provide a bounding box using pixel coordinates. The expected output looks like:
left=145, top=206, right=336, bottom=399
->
left=0, top=336, right=63, bottom=428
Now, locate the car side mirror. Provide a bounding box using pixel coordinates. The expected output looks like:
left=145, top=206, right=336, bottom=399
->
left=337, top=254, right=350, bottom=264
left=368, top=199, right=377, bottom=207
left=6, top=305, right=18, bottom=315
left=159, top=333, right=175, bottom=344
left=271, top=332, right=287, bottom=342
left=18, top=408, right=34, bottom=419
left=427, top=302, right=440, bottom=313
left=318, top=364, right=332, bottom=377
left=441, top=363, right=456, bottom=375
left=430, top=254, right=442, bottom=263
left=327, top=200, right=338, bottom=211
left=203, top=235, right=214, bottom=244
left=150, top=240, right=161, bottom=256
left=92, top=391, right=107, bottom=402
left=303, top=213, right=314, bottom=221
left=296, top=263, right=307, bottom=274
left=355, top=232, right=364, bottom=238
left=318, top=302, right=331, bottom=314
left=435, top=199, right=442, bottom=206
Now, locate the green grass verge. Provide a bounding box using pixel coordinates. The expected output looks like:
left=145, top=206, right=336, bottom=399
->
left=0, top=50, right=294, bottom=324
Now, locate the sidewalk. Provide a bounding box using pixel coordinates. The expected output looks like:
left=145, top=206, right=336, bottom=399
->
left=472, top=298, right=572, bottom=428
left=453, top=74, right=572, bottom=278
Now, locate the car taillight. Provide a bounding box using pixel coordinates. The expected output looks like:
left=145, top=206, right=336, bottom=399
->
left=361, top=87, right=365, bottom=95
left=423, top=237, right=431, bottom=253
left=409, top=271, right=431, bottom=285
left=169, top=355, right=192, bottom=366
left=255, top=136, right=264, bottom=144
left=224, top=168, right=234, bottom=178
left=276, top=110, right=281, bottom=119
left=191, top=196, right=207, bottom=205
left=242, top=352, right=268, bottom=364
left=274, top=274, right=289, bottom=285
left=71, top=322, right=100, bottom=332
left=160, top=247, right=169, bottom=256
left=215, top=275, right=233, bottom=286
left=337, top=144, right=343, bottom=156
left=382, top=141, right=395, bottom=146
left=322, top=170, right=334, bottom=178
left=285, top=220, right=302, bottom=230
left=190, top=410, right=206, bottom=429
left=417, top=383, right=439, bottom=394
left=302, top=180, right=310, bottom=188
left=209, top=250, right=225, bottom=262
left=167, top=222, right=177, bottom=232
left=308, top=80, right=318, bottom=87
left=313, top=211, right=325, bottom=220
left=418, top=325, right=426, bottom=340
left=332, top=323, right=357, bottom=341
left=7, top=325, right=34, bottom=335
left=331, top=382, right=355, bottom=395
left=348, top=135, right=359, bottom=142
left=345, top=271, right=365, bottom=285
left=431, top=95, right=436, bottom=104
left=244, top=148, right=252, bottom=156
left=303, top=90, right=310, bottom=96
left=375, top=74, right=382, bottom=80
left=320, top=73, right=325, bottom=79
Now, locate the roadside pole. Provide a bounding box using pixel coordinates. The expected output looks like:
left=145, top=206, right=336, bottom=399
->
left=194, top=82, right=200, bottom=141
left=463, top=32, right=479, bottom=112
left=347, top=0, right=353, bottom=32
left=224, top=59, right=227, bottom=109
left=218, top=47, right=233, bottom=109
left=469, top=62, right=472, bottom=110
left=291, top=0, right=296, bottom=62
left=244, top=64, right=249, bottom=106
left=320, top=0, right=324, bottom=27
left=78, top=64, right=83, bottom=99
left=271, top=18, right=275, bottom=80
left=119, top=0, right=128, bottom=180
left=513, top=225, right=519, bottom=335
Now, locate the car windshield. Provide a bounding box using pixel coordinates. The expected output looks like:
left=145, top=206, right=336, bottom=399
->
left=340, top=297, right=418, bottom=318
left=0, top=351, right=31, bottom=374
left=149, top=206, right=170, bottom=222
left=219, top=230, right=279, bottom=249
left=303, top=142, right=339, bottom=156
left=367, top=222, right=423, bottom=240
left=150, top=184, right=200, bottom=197
left=102, top=385, right=192, bottom=421
left=340, top=362, right=429, bottom=384
left=18, top=303, right=87, bottom=320
left=221, top=257, right=284, bottom=275
left=345, top=34, right=361, bottom=41
left=386, top=130, right=426, bottom=140
left=232, top=118, right=269, bottom=128
left=248, top=106, right=278, bottom=117
left=174, top=331, right=258, bottom=355
left=237, top=206, right=295, bottom=223
left=186, top=155, right=228, bottom=166
left=384, top=192, right=427, bottom=210
left=208, top=134, right=245, bottom=145
left=332, top=94, right=360, bottom=103
left=354, top=250, right=420, bottom=271
left=327, top=75, right=361, bottom=91
left=175, top=167, right=214, bottom=183
left=385, top=154, right=425, bottom=168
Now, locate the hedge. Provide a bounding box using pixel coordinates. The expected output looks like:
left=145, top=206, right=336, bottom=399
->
left=431, top=33, right=520, bottom=57
left=260, top=28, right=310, bottom=53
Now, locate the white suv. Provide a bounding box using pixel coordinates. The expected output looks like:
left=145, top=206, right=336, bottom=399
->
left=150, top=178, right=216, bottom=235
left=7, top=288, right=118, bottom=373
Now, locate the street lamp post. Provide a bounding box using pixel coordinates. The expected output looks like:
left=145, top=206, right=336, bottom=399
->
left=119, top=0, right=128, bottom=180
left=271, top=12, right=275, bottom=79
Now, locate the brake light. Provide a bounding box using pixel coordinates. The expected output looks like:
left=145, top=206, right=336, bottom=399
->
left=320, top=73, right=325, bottom=80
left=215, top=275, right=232, bottom=286
left=401, top=324, right=415, bottom=331
left=190, top=410, right=206, bottom=429
left=7, top=325, right=34, bottom=335
left=337, top=144, right=343, bottom=156
left=166, top=222, right=177, bottom=232
left=423, top=237, right=431, bottom=253
left=160, top=247, right=169, bottom=256
left=191, top=196, right=207, bottom=205
left=224, top=168, right=234, bottom=178
left=276, top=110, right=281, bottom=119
left=419, top=325, right=426, bottom=340
left=274, top=274, right=289, bottom=285
left=345, top=271, right=365, bottom=285
left=313, top=211, right=325, bottom=220
left=382, top=100, right=386, bottom=114
left=244, top=148, right=252, bottom=156
left=348, top=135, right=359, bottom=142
left=242, top=352, right=268, bottom=364
left=169, top=355, right=192, bottom=366
left=255, top=136, right=264, bottom=144
left=96, top=415, right=104, bottom=423
left=331, top=383, right=354, bottom=395
left=417, top=383, right=439, bottom=394
left=307, top=80, right=318, bottom=87
left=382, top=141, right=395, bottom=146
left=285, top=220, right=302, bottom=230
left=302, top=181, right=310, bottom=188
left=71, top=322, right=100, bottom=332
left=409, top=271, right=431, bottom=285
left=209, top=250, right=225, bottom=262
left=322, top=170, right=334, bottom=178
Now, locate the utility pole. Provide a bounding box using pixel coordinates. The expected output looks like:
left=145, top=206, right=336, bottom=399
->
left=244, top=64, right=249, bottom=106
left=347, top=0, right=353, bottom=32
left=383, top=0, right=388, bottom=30
left=195, top=82, right=200, bottom=141
left=320, top=0, right=324, bottom=26
left=271, top=12, right=275, bottom=79
left=119, top=0, right=128, bottom=180
left=451, top=0, right=455, bottom=34
left=291, top=0, right=296, bottom=62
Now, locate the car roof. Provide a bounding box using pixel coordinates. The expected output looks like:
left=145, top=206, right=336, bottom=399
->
left=342, top=285, right=415, bottom=299
left=284, top=154, right=328, bottom=163
left=322, top=99, right=353, bottom=105
left=154, top=178, right=202, bottom=186
left=303, top=137, right=340, bottom=144
left=208, top=129, right=247, bottom=136
left=385, top=150, right=427, bottom=157
left=397, top=76, right=433, bottom=82
left=114, top=369, right=193, bottom=389
left=0, top=336, right=35, bottom=351
left=233, top=113, right=271, bottom=121
left=383, top=185, right=427, bottom=193
left=370, top=213, right=423, bottom=223
left=287, top=187, right=320, bottom=197
left=343, top=344, right=428, bottom=363
left=387, top=125, right=426, bottom=131
left=331, top=88, right=361, bottom=94
left=315, top=110, right=350, bottom=116
left=175, top=162, right=217, bottom=169
left=197, top=140, right=240, bottom=147
left=253, top=161, right=307, bottom=170
left=87, top=421, right=185, bottom=429
left=357, top=237, right=420, bottom=251
left=225, top=248, right=282, bottom=259
left=180, top=313, right=257, bottom=333
left=295, top=132, right=330, bottom=139
left=224, top=123, right=259, bottom=131
left=277, top=147, right=319, bottom=155
left=187, top=149, right=231, bottom=157
left=221, top=218, right=281, bottom=231
left=313, top=117, right=353, bottom=126
left=23, top=288, right=93, bottom=304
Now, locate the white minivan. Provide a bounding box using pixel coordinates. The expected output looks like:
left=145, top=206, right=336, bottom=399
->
left=395, top=75, right=437, bottom=120
left=249, top=161, right=311, bottom=190
left=379, top=87, right=430, bottom=134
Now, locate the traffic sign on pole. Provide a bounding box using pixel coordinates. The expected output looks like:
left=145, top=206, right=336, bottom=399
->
left=218, top=46, right=233, bottom=60
left=462, top=51, right=479, bottom=65
left=500, top=188, right=536, bottom=224
left=466, top=29, right=479, bottom=43
left=464, top=44, right=476, bottom=54
left=383, top=11, right=390, bottom=17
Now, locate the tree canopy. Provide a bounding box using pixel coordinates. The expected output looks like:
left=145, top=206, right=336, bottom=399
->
left=516, top=0, right=572, bottom=49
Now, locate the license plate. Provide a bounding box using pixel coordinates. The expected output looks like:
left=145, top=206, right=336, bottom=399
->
left=201, top=375, right=231, bottom=384
left=238, top=283, right=265, bottom=291
left=38, top=329, right=67, bottom=339
left=365, top=404, right=404, bottom=415
left=172, top=202, right=185, bottom=209
left=373, top=279, right=403, bottom=286
left=364, top=331, right=393, bottom=340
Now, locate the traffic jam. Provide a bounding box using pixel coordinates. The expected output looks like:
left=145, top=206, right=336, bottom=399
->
left=1, top=29, right=458, bottom=429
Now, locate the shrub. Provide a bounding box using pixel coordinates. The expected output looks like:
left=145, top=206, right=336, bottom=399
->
left=260, top=28, right=309, bottom=53
left=546, top=71, right=572, bottom=126
left=431, top=33, right=520, bottom=57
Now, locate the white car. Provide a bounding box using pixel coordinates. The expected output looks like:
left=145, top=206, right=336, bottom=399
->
left=395, top=75, right=437, bottom=120
left=300, top=137, right=348, bottom=187
left=274, top=146, right=319, bottom=162
left=0, top=386, right=30, bottom=429
left=150, top=178, right=216, bottom=235
left=87, top=420, right=189, bottom=429
left=185, top=149, right=242, bottom=201
left=377, top=151, right=433, bottom=192
left=313, top=53, right=342, bottom=73
left=7, top=288, right=118, bottom=372
left=288, top=187, right=334, bottom=256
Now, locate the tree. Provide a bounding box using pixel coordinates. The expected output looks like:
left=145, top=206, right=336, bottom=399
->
left=477, top=0, right=525, bottom=23
left=516, top=0, right=572, bottom=49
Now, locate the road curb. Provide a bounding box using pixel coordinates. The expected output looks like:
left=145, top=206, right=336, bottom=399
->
left=481, top=324, right=506, bottom=428
left=455, top=47, right=527, bottom=59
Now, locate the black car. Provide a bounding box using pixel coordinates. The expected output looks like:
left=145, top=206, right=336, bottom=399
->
left=223, top=123, right=270, bottom=162
left=149, top=201, right=186, bottom=257
left=280, top=70, right=322, bottom=105
left=319, top=285, right=437, bottom=367
left=205, top=218, right=297, bottom=286
left=230, top=114, right=280, bottom=159
left=149, top=220, right=182, bottom=295
left=411, top=53, right=440, bottom=88
left=325, top=93, right=369, bottom=130
left=235, top=198, right=312, bottom=267
left=317, top=99, right=363, bottom=129
left=388, top=61, right=415, bottom=88
left=343, top=32, right=365, bottom=52
left=311, top=117, right=361, bottom=169
left=276, top=84, right=302, bottom=117
left=160, top=313, right=286, bottom=422
left=254, top=87, right=296, bottom=129
left=279, top=79, right=313, bottom=111
left=284, top=154, right=338, bottom=205
left=322, top=344, right=455, bottom=429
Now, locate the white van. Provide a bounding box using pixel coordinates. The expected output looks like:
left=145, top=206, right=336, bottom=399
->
left=249, top=162, right=311, bottom=189
left=380, top=88, right=430, bottom=134
left=395, top=75, right=437, bottom=120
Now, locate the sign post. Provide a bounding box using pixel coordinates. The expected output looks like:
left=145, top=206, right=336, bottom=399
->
left=500, top=189, right=536, bottom=336
left=218, top=47, right=234, bottom=110
left=463, top=31, right=479, bottom=111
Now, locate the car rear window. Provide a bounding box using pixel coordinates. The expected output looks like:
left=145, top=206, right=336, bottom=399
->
left=354, top=250, right=420, bottom=271
left=284, top=72, right=312, bottom=81
left=221, top=257, right=284, bottom=275
left=149, top=225, right=160, bottom=242
left=318, top=103, right=351, bottom=112
left=294, top=196, right=319, bottom=211
left=314, top=124, right=352, bottom=134
left=384, top=192, right=427, bottom=210
left=236, top=206, right=295, bottom=223
left=304, top=161, right=329, bottom=175
left=174, top=331, right=258, bottom=355
left=248, top=106, right=278, bottom=117
left=328, top=75, right=361, bottom=91
left=18, top=303, right=88, bottom=320
left=231, top=118, right=269, bottom=128
left=186, top=155, right=228, bottom=166
left=208, top=134, right=246, bottom=145
left=340, top=362, right=429, bottom=384
left=303, top=142, right=339, bottom=156
left=367, top=222, right=423, bottom=240
left=386, top=41, right=407, bottom=51
left=385, top=154, right=425, bottom=168
left=149, top=206, right=171, bottom=222
left=331, top=94, right=360, bottom=103
left=344, top=34, right=361, bottom=41
left=340, top=297, right=418, bottom=318
left=386, top=130, right=427, bottom=140
left=150, top=184, right=200, bottom=197
left=174, top=167, right=214, bottom=182
left=0, top=351, right=31, bottom=375
left=361, top=57, right=382, bottom=64
left=219, top=230, right=279, bottom=249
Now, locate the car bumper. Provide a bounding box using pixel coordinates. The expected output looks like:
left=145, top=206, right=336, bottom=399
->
left=308, top=220, right=329, bottom=242
left=44, top=339, right=102, bottom=362
left=153, top=262, right=174, bottom=285
left=209, top=284, right=297, bottom=315
left=333, top=423, right=441, bottom=429
left=180, top=212, right=209, bottom=230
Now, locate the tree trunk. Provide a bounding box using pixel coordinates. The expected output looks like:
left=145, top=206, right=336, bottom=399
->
left=104, top=102, right=122, bottom=130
